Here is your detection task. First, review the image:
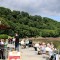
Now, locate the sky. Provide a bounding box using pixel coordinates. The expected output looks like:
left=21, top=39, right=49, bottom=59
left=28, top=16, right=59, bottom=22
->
left=0, top=0, right=60, bottom=22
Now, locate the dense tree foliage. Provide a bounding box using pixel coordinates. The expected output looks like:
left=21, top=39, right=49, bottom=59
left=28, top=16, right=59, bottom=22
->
left=0, top=7, right=60, bottom=38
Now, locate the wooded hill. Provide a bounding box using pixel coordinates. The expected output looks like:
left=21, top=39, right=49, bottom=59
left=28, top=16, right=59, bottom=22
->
left=0, top=7, right=60, bottom=38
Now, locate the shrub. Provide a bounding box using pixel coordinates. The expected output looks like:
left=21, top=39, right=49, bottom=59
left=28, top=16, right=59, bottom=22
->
left=0, top=34, right=8, bottom=39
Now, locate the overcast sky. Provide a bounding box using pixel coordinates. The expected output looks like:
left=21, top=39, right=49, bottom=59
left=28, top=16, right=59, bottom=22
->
left=0, top=0, right=60, bottom=21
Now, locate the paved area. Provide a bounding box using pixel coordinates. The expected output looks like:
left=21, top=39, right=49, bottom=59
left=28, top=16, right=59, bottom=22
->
left=6, top=44, right=60, bottom=60
left=7, top=44, right=46, bottom=60
left=20, top=47, right=46, bottom=60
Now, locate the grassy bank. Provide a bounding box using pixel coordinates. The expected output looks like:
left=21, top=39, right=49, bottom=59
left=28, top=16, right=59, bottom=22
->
left=31, top=37, right=60, bottom=49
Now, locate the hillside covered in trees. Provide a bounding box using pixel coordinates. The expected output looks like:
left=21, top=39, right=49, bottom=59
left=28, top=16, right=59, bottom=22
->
left=0, top=7, right=60, bottom=38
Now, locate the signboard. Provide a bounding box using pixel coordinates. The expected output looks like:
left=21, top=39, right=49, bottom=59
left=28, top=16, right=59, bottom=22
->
left=8, top=51, right=21, bottom=60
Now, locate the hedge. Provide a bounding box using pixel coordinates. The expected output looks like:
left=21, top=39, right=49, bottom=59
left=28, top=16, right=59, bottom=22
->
left=0, top=34, right=8, bottom=39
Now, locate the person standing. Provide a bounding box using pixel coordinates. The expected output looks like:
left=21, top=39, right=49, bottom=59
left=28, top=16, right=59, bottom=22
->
left=15, top=33, right=19, bottom=51
left=12, top=37, right=15, bottom=45
left=25, top=37, right=29, bottom=47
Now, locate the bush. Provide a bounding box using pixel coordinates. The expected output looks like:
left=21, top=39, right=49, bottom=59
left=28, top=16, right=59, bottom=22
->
left=57, top=45, right=60, bottom=49
left=0, top=34, right=8, bottom=39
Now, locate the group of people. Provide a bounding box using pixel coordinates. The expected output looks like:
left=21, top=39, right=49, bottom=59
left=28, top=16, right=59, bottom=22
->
left=8, top=33, right=33, bottom=51
left=8, top=34, right=57, bottom=57
left=20, top=37, right=33, bottom=48
left=33, top=42, right=58, bottom=60
left=0, top=33, right=59, bottom=60
left=34, top=42, right=57, bottom=54
left=8, top=33, right=58, bottom=56
left=0, top=33, right=19, bottom=59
